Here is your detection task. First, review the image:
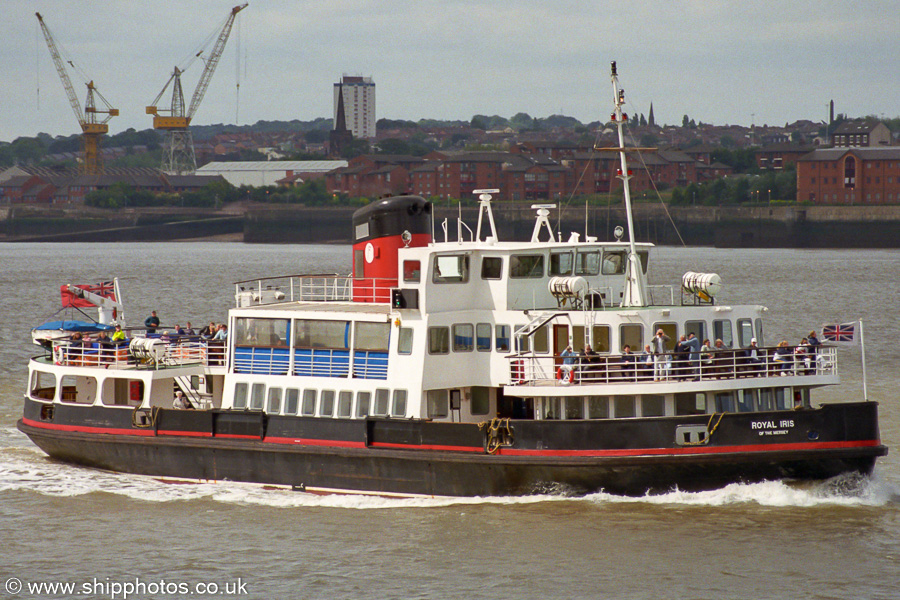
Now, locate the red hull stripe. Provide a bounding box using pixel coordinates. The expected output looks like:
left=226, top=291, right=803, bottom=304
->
left=497, top=439, right=882, bottom=457
left=21, top=418, right=881, bottom=457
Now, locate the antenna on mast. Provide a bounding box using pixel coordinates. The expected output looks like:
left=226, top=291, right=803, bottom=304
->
left=609, top=61, right=648, bottom=307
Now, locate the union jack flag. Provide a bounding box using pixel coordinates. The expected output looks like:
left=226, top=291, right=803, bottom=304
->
left=822, top=322, right=858, bottom=345
left=60, top=281, right=117, bottom=308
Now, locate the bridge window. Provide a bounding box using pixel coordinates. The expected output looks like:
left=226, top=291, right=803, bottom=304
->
left=602, top=251, right=626, bottom=275
left=403, top=260, right=421, bottom=282
left=453, top=323, right=474, bottom=352
left=737, top=319, right=754, bottom=348
left=575, top=251, right=600, bottom=276
left=495, top=325, right=510, bottom=352
left=510, top=254, right=544, bottom=278
left=481, top=257, right=502, bottom=279
left=476, top=323, right=492, bottom=351
left=428, top=327, right=450, bottom=354
left=398, top=327, right=414, bottom=355
left=433, top=254, right=469, bottom=283
left=550, top=251, right=574, bottom=276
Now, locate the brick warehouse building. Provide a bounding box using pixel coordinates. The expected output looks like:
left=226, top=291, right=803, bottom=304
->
left=796, top=147, right=900, bottom=204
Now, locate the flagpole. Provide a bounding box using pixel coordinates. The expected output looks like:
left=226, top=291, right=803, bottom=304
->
left=860, top=319, right=868, bottom=402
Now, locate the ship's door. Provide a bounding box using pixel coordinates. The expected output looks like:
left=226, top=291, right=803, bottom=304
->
left=553, top=324, right=569, bottom=367
left=450, top=389, right=462, bottom=423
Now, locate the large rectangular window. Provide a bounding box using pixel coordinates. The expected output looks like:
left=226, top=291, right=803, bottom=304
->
left=294, top=319, right=349, bottom=349
left=510, top=254, right=544, bottom=278
left=233, top=382, right=248, bottom=409
left=453, top=323, right=474, bottom=352
left=738, top=390, right=755, bottom=413
left=356, top=391, right=371, bottom=418
left=354, top=322, right=390, bottom=352
left=250, top=383, right=265, bottom=410
left=602, top=251, right=626, bottom=275
left=565, top=397, right=584, bottom=420
left=533, top=325, right=549, bottom=354
left=403, top=260, right=421, bottom=282
left=428, top=327, right=450, bottom=354
left=641, top=395, right=665, bottom=417
left=685, top=321, right=707, bottom=343
left=433, top=255, right=470, bottom=283
left=234, top=318, right=289, bottom=347
left=675, top=392, right=706, bottom=415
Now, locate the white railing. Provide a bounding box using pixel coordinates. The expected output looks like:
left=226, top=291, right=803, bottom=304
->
left=508, top=345, right=838, bottom=386
left=234, top=274, right=396, bottom=305
left=52, top=337, right=227, bottom=370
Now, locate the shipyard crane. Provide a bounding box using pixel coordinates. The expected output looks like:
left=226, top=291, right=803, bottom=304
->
left=146, top=3, right=247, bottom=175
left=35, top=12, right=119, bottom=175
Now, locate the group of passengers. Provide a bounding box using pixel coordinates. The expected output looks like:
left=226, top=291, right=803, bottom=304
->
left=555, top=330, right=823, bottom=384
left=143, top=311, right=228, bottom=342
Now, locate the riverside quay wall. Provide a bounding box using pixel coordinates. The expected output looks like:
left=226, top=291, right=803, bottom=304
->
left=3, top=204, right=900, bottom=248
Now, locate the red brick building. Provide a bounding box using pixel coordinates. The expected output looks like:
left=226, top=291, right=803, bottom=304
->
left=796, top=147, right=900, bottom=204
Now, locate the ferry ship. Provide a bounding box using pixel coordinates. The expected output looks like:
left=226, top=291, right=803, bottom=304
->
left=18, top=64, right=886, bottom=497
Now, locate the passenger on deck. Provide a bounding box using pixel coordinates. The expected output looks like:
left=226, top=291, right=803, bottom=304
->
left=651, top=329, right=671, bottom=381
left=557, top=345, right=577, bottom=384
left=744, top=338, right=764, bottom=375
left=684, top=333, right=701, bottom=379
left=581, top=344, right=600, bottom=382
left=795, top=338, right=810, bottom=374
left=639, top=344, right=654, bottom=380
left=213, top=324, right=228, bottom=340
left=173, top=391, right=194, bottom=410
left=700, top=338, right=713, bottom=375
left=200, top=322, right=217, bottom=339
left=673, top=335, right=690, bottom=380
left=773, top=340, right=792, bottom=374
left=144, top=311, right=160, bottom=333
left=111, top=324, right=126, bottom=343
left=185, top=321, right=196, bottom=335
left=620, top=345, right=637, bottom=380
left=173, top=324, right=185, bottom=336
left=806, top=331, right=820, bottom=374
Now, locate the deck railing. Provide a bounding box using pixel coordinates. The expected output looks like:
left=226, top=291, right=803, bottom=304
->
left=52, top=336, right=227, bottom=370
left=508, top=345, right=838, bottom=386
left=234, top=274, right=396, bottom=305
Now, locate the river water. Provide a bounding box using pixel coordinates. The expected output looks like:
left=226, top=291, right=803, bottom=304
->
left=1, top=242, right=898, bottom=600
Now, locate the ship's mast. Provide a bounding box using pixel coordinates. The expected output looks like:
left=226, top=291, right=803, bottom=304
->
left=609, top=61, right=648, bottom=307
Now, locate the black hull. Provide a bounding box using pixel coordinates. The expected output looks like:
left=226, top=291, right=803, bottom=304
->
left=18, top=399, right=887, bottom=497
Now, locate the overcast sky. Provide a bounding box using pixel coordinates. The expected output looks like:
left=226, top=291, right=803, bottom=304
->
left=3, top=1, right=896, bottom=142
